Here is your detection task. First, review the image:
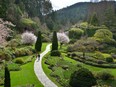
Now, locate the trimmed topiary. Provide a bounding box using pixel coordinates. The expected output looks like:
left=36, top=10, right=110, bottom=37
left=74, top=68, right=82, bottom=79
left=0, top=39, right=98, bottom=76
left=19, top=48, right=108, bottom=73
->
left=15, top=58, right=25, bottom=64
left=71, top=53, right=77, bottom=57
left=95, top=70, right=114, bottom=80
left=106, top=57, right=113, bottom=63
left=69, top=68, right=97, bottom=87
left=97, top=60, right=104, bottom=64
left=51, top=50, right=61, bottom=57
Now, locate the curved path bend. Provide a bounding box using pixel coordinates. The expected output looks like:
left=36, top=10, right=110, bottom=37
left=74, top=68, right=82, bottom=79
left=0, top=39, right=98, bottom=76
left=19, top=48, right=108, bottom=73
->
left=34, top=44, right=58, bottom=87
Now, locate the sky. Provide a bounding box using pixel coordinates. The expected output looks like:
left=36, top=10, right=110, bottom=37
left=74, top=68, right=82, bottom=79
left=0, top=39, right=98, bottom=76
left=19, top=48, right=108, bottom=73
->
left=50, top=0, right=90, bottom=10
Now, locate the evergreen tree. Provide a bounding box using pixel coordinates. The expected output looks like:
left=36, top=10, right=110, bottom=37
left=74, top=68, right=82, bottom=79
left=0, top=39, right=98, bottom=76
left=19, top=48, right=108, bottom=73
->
left=104, top=8, right=116, bottom=29
left=4, top=66, right=11, bottom=87
left=90, top=13, right=99, bottom=26
left=35, top=31, right=42, bottom=52
left=0, top=0, right=9, bottom=18
left=52, top=31, right=58, bottom=51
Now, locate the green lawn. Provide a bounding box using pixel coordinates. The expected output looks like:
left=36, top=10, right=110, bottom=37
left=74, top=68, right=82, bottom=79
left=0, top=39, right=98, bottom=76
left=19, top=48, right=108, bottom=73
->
left=11, top=59, right=43, bottom=87
left=10, top=43, right=48, bottom=87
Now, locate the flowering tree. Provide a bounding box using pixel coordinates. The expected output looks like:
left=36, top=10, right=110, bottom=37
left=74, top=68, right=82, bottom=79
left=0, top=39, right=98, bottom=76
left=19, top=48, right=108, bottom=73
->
left=0, top=18, right=14, bottom=45
left=21, top=31, right=37, bottom=45
left=57, top=32, right=70, bottom=48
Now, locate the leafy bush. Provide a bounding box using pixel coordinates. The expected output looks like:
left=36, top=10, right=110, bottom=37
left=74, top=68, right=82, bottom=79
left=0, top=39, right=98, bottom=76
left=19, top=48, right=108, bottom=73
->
left=94, top=29, right=115, bottom=45
left=79, top=22, right=88, bottom=28
left=51, top=50, right=61, bottom=57
left=94, top=52, right=104, bottom=60
left=112, top=54, right=116, bottom=59
left=7, top=39, right=21, bottom=47
left=50, top=67, right=64, bottom=78
left=109, top=47, right=116, bottom=54
left=69, top=39, right=77, bottom=44
left=21, top=31, right=37, bottom=45
left=14, top=46, right=35, bottom=57
left=8, top=63, right=21, bottom=71
left=20, top=18, right=38, bottom=29
left=45, top=56, right=60, bottom=67
left=69, top=28, right=84, bottom=39
left=95, top=70, right=114, bottom=80
left=106, top=57, right=113, bottom=63
left=0, top=49, right=12, bottom=61
left=0, top=78, right=4, bottom=85
left=70, top=38, right=99, bottom=52
left=67, top=53, right=71, bottom=57
left=42, top=34, right=51, bottom=42
left=15, top=58, right=25, bottom=64
left=71, top=53, right=77, bottom=57
left=58, top=78, right=69, bottom=87
left=86, top=28, right=98, bottom=37
left=0, top=69, right=4, bottom=85
left=62, top=65, right=69, bottom=70
left=76, top=63, right=82, bottom=67
left=97, top=60, right=104, bottom=64
left=67, top=45, right=75, bottom=52
left=69, top=68, right=97, bottom=87
left=94, top=29, right=113, bottom=39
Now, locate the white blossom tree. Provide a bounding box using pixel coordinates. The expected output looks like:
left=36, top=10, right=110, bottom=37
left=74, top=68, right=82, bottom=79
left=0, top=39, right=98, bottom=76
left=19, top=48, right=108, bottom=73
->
left=57, top=32, right=70, bottom=48
left=21, top=31, right=37, bottom=45
left=0, top=18, right=15, bottom=45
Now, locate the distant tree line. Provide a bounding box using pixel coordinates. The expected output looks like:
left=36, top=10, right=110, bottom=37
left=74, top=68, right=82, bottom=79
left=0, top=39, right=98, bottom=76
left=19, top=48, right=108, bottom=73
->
left=56, top=1, right=116, bottom=29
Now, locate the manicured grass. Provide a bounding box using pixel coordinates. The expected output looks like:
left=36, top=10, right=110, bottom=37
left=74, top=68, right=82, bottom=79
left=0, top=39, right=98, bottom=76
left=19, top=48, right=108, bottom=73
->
left=11, top=59, right=43, bottom=87
left=41, top=43, right=49, bottom=52
left=10, top=43, right=48, bottom=87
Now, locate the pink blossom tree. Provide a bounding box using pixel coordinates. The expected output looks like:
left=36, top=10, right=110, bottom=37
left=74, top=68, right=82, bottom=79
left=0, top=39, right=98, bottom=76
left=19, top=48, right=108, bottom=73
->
left=21, top=31, right=37, bottom=45
left=57, top=32, right=70, bottom=48
left=0, top=18, right=14, bottom=45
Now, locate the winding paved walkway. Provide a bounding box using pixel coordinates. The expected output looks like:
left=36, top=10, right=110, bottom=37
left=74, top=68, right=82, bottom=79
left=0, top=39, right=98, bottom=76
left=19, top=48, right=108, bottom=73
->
left=34, top=44, right=58, bottom=87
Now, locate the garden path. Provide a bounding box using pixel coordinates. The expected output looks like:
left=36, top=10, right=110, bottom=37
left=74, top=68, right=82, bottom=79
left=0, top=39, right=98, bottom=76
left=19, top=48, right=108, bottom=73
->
left=34, top=44, right=58, bottom=87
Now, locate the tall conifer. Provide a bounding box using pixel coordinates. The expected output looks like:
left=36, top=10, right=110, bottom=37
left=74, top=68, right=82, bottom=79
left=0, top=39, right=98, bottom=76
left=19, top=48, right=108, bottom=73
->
left=90, top=13, right=99, bottom=26
left=52, top=31, right=58, bottom=51
left=4, top=66, right=11, bottom=87
left=35, top=31, right=42, bottom=52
